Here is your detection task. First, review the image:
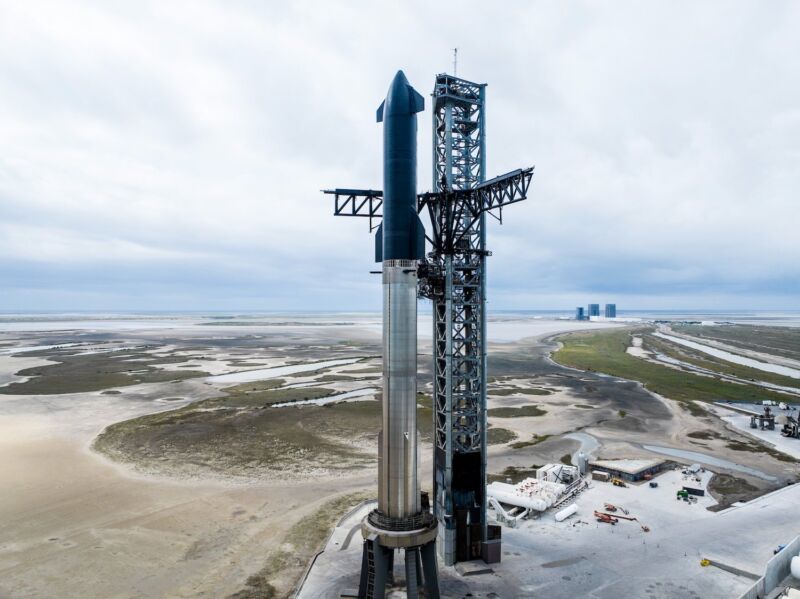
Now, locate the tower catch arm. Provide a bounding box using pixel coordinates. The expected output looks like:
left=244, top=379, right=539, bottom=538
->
left=417, top=166, right=534, bottom=252
left=322, top=188, right=383, bottom=232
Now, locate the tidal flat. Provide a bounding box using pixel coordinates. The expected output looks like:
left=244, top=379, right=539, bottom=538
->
left=1, top=313, right=798, bottom=598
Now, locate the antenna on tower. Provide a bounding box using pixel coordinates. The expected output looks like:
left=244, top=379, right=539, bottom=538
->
left=453, top=48, right=458, bottom=75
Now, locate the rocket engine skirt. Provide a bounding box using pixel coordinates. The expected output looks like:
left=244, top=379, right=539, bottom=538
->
left=379, top=259, right=419, bottom=519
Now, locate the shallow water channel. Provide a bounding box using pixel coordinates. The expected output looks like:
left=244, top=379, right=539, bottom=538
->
left=271, top=387, right=378, bottom=408
left=207, top=358, right=361, bottom=383
left=654, top=332, right=800, bottom=379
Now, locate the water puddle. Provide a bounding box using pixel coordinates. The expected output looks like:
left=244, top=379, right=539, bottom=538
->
left=271, top=387, right=378, bottom=407
left=207, top=358, right=360, bottom=383
left=0, top=343, right=83, bottom=355
left=564, top=432, right=599, bottom=456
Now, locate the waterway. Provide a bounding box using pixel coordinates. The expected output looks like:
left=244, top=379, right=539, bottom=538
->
left=271, top=387, right=378, bottom=407
left=654, top=332, right=800, bottom=379
left=206, top=358, right=361, bottom=383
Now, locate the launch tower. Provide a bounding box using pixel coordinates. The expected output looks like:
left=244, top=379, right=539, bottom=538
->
left=324, top=70, right=533, bottom=595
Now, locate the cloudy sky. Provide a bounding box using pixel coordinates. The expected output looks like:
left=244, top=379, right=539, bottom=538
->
left=1, top=1, right=798, bottom=312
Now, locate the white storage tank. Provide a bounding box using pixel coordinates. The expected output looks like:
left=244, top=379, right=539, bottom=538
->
left=554, top=503, right=578, bottom=522
left=791, top=555, right=800, bottom=579
left=577, top=452, right=588, bottom=475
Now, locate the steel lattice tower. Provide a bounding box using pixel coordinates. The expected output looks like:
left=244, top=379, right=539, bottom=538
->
left=429, top=74, right=489, bottom=565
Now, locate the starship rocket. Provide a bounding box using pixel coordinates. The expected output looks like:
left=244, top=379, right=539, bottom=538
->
left=374, top=70, right=427, bottom=521
left=354, top=70, right=438, bottom=598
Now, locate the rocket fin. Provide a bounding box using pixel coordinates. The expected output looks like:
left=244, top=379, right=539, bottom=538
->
left=414, top=215, right=425, bottom=259
left=376, top=100, right=385, bottom=123
left=408, top=87, right=424, bottom=113
left=374, top=224, right=383, bottom=262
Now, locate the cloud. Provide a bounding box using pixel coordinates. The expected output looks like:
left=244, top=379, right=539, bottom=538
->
left=0, top=0, right=798, bottom=311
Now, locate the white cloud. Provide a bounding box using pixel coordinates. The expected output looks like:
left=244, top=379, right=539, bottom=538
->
left=0, top=0, right=798, bottom=310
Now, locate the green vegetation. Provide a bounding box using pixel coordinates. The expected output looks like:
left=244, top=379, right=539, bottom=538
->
left=673, top=324, right=800, bottom=362
left=416, top=392, right=432, bottom=409
left=553, top=328, right=792, bottom=406
left=687, top=429, right=798, bottom=463
left=314, top=374, right=360, bottom=383
left=678, top=401, right=707, bottom=417
left=510, top=434, right=551, bottom=449
left=687, top=430, right=716, bottom=440
left=95, top=379, right=432, bottom=479
left=489, top=387, right=552, bottom=396
left=726, top=438, right=799, bottom=463
left=559, top=454, right=573, bottom=465
left=642, top=333, right=800, bottom=391
left=488, top=405, right=547, bottom=418
left=488, top=465, right=541, bottom=484
left=0, top=349, right=209, bottom=395
left=707, top=473, right=762, bottom=511
left=573, top=404, right=595, bottom=409
left=94, top=397, right=378, bottom=478
left=618, top=410, right=627, bottom=418
left=487, top=427, right=518, bottom=445
left=206, top=386, right=337, bottom=409
left=346, top=366, right=382, bottom=374
left=222, top=379, right=286, bottom=394
left=232, top=492, right=371, bottom=599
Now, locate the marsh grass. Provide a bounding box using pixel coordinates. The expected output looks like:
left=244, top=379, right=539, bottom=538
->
left=553, top=328, right=791, bottom=406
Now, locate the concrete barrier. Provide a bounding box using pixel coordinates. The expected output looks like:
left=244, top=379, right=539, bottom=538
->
left=738, top=534, right=800, bottom=599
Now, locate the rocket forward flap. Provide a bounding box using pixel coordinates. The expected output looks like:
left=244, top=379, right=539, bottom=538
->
left=408, top=86, right=424, bottom=114
left=376, top=100, right=385, bottom=123
left=375, top=224, right=383, bottom=262
left=414, top=214, right=425, bottom=259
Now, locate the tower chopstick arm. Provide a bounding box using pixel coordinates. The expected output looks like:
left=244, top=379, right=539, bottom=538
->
left=416, top=166, right=534, bottom=252
left=322, top=188, right=384, bottom=232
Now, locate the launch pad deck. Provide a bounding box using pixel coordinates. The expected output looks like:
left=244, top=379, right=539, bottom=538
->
left=298, top=477, right=800, bottom=598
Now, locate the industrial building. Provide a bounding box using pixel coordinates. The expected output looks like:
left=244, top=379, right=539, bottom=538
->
left=575, top=303, right=617, bottom=320
left=589, top=458, right=671, bottom=482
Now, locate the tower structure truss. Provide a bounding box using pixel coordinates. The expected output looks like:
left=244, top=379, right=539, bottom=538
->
left=427, top=73, right=488, bottom=565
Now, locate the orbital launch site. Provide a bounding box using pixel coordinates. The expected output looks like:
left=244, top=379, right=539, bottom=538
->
left=1, top=4, right=800, bottom=599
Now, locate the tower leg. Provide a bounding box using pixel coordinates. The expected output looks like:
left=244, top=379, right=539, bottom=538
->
left=420, top=540, right=440, bottom=599
left=405, top=548, right=418, bottom=599
left=359, top=542, right=369, bottom=597
left=358, top=537, right=390, bottom=599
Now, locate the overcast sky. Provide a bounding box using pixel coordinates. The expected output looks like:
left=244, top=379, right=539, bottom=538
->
left=1, top=1, right=798, bottom=312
